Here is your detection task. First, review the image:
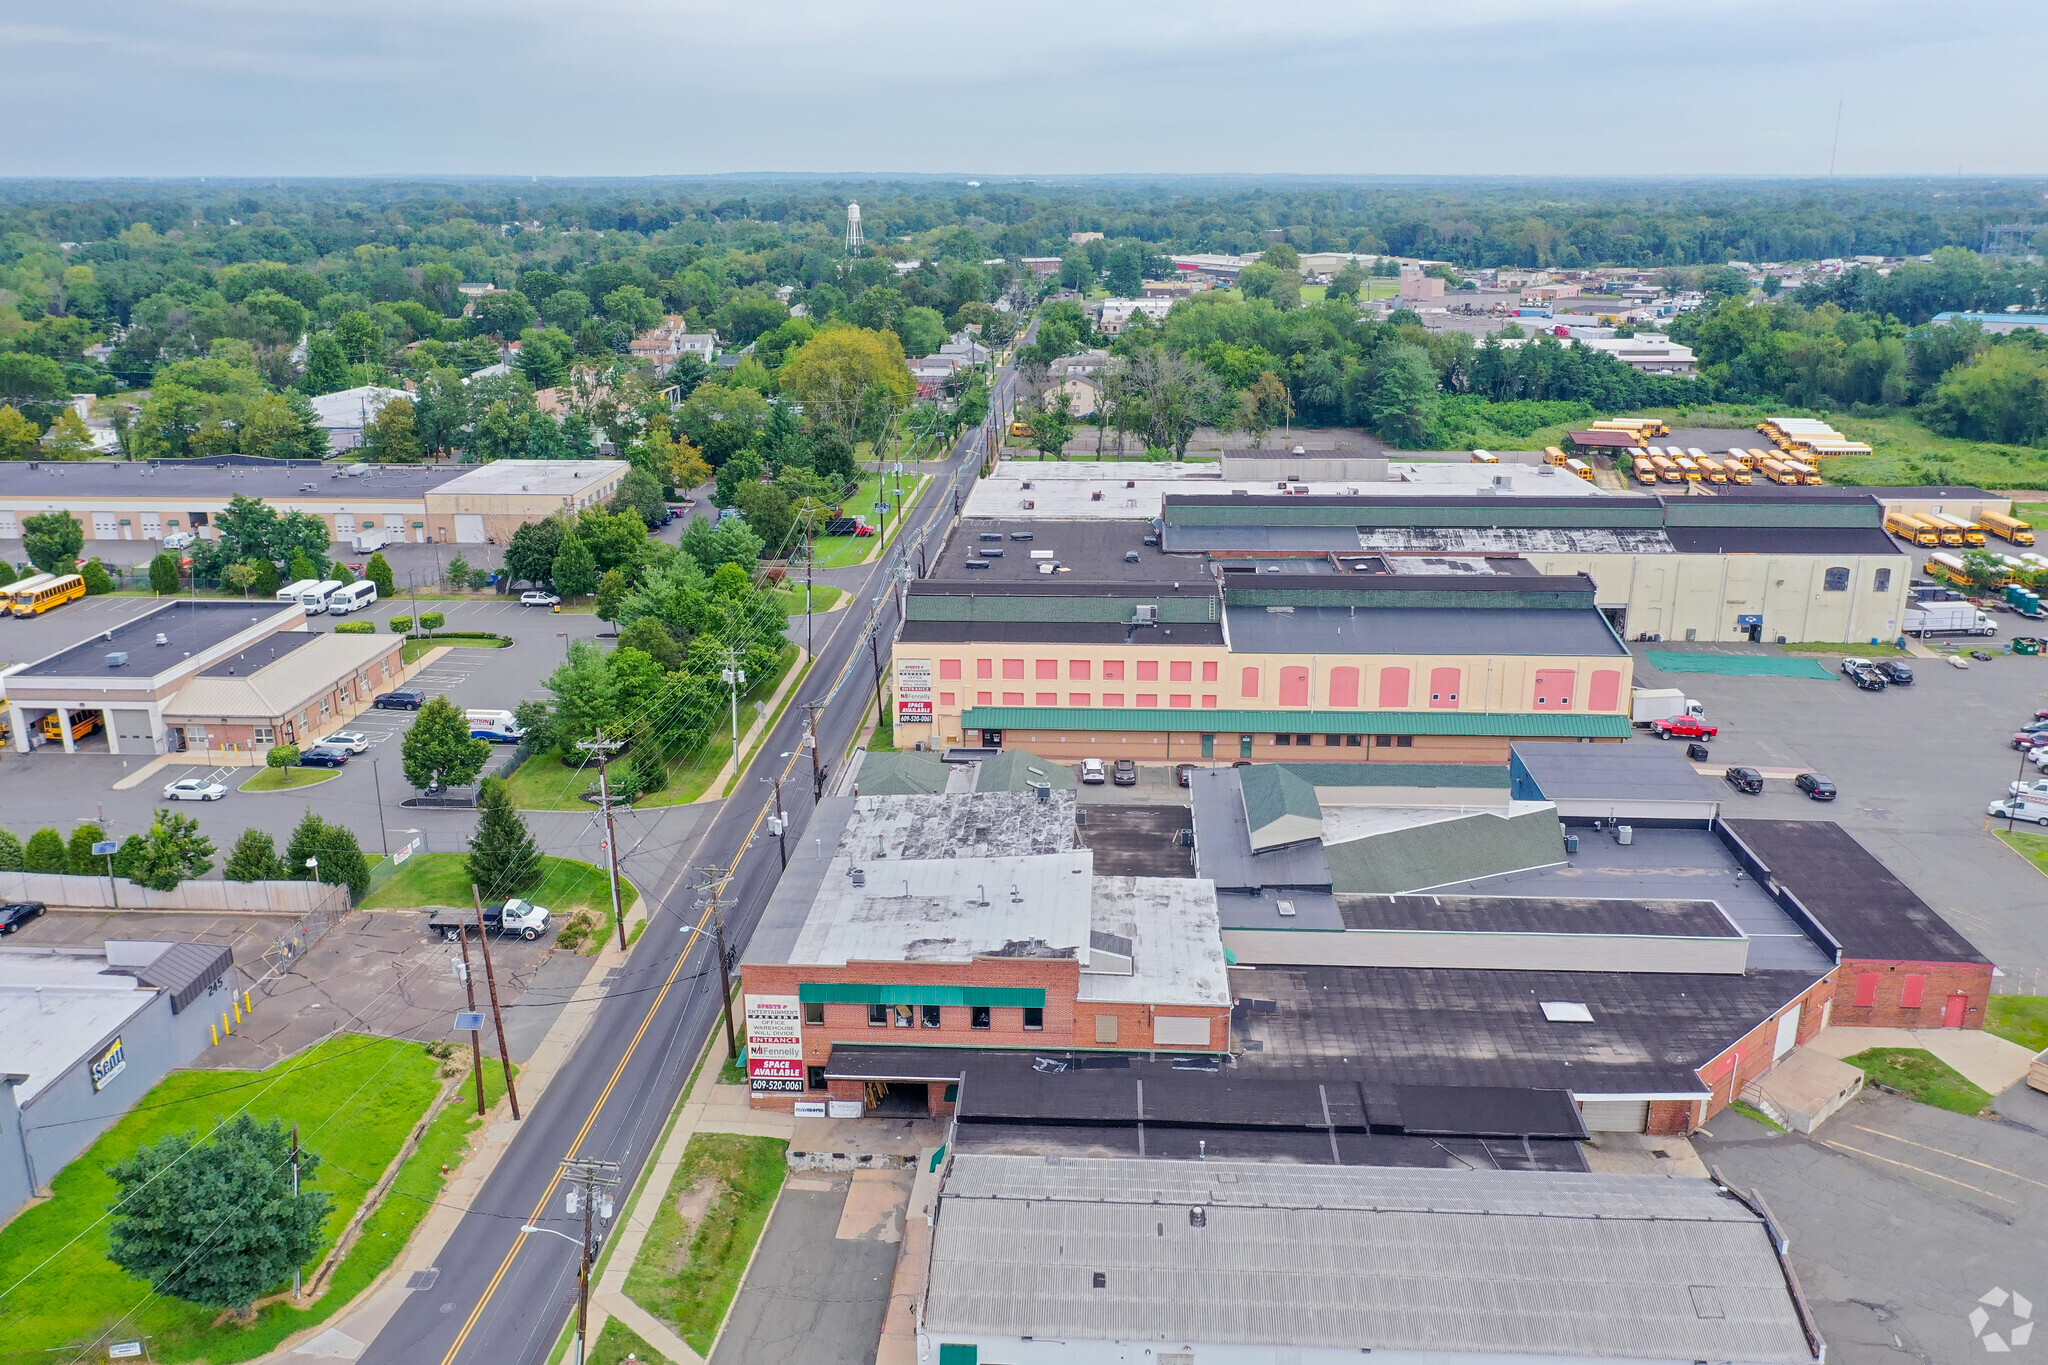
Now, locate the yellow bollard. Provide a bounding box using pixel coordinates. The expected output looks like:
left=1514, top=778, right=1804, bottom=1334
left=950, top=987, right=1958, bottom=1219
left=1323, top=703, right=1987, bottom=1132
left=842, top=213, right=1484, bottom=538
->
left=234, top=998, right=243, bottom=1024
left=244, top=989, right=253, bottom=1014
left=223, top=1011, right=232, bottom=1036
left=211, top=1023, right=219, bottom=1046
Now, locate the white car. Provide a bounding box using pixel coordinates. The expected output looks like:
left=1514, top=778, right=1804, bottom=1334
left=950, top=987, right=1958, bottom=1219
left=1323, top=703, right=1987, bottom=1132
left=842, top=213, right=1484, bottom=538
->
left=520, top=591, right=561, bottom=607
left=163, top=778, right=227, bottom=801
left=1079, top=758, right=1106, bottom=785
left=161, top=531, right=196, bottom=550
left=323, top=731, right=370, bottom=754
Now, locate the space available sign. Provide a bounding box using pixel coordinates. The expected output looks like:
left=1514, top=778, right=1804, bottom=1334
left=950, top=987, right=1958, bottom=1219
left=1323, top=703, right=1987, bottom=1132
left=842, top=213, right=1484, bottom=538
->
left=90, top=1037, right=127, bottom=1092
left=744, top=994, right=806, bottom=1088
left=896, top=657, right=933, bottom=723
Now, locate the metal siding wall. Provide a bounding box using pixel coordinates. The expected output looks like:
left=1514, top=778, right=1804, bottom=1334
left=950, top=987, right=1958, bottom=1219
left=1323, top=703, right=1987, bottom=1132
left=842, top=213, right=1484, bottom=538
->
left=20, top=993, right=186, bottom=1193
left=0, top=1088, right=34, bottom=1219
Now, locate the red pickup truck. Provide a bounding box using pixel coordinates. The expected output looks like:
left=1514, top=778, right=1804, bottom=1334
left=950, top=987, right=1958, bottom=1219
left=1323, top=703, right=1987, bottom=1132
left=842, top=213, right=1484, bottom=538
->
left=1650, top=716, right=1719, bottom=740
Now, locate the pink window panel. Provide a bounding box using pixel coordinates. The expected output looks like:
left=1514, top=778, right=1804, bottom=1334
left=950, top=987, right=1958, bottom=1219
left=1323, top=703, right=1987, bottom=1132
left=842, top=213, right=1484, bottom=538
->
left=976, top=691, right=992, bottom=705
left=1279, top=666, right=1311, bottom=707
left=976, top=659, right=992, bottom=679
left=1137, top=694, right=1159, bottom=708
left=1429, top=667, right=1461, bottom=709
left=1137, top=661, right=1160, bottom=681
left=1240, top=667, right=1261, bottom=699
left=1169, top=661, right=1192, bottom=682
left=1002, top=659, right=1025, bottom=679
left=1103, top=661, right=1125, bottom=680
left=1201, top=661, right=1218, bottom=682
left=1002, top=692, right=1025, bottom=705
left=1102, top=692, right=1125, bottom=707
left=939, top=659, right=962, bottom=681
left=1854, top=973, right=1878, bottom=1007
left=939, top=692, right=955, bottom=706
left=1035, top=692, right=1057, bottom=706
left=1069, top=660, right=1092, bottom=680
left=1589, top=669, right=1622, bottom=712
left=1532, top=668, right=1576, bottom=710
left=1328, top=667, right=1359, bottom=708
left=1202, top=695, right=1218, bottom=708
left=1069, top=693, right=1090, bottom=707
left=1901, top=974, right=1926, bottom=1009
left=1036, top=659, right=1058, bottom=680
left=1170, top=694, right=1192, bottom=708
left=1377, top=667, right=1411, bottom=708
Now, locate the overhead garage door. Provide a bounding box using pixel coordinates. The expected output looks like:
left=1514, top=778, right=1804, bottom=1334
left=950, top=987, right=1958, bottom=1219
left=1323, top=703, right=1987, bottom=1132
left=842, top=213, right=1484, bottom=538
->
left=1578, top=1099, right=1649, bottom=1133
left=92, top=512, right=121, bottom=539
left=455, top=514, right=487, bottom=544
left=110, top=709, right=157, bottom=753
left=0, top=513, right=16, bottom=539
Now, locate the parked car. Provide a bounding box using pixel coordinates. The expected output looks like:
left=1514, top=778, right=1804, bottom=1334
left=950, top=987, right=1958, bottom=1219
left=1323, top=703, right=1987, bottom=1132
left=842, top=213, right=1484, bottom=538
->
left=1989, top=797, right=2048, bottom=827
left=323, top=731, right=370, bottom=754
left=1175, top=762, right=1195, bottom=787
left=2010, top=778, right=2048, bottom=799
left=1649, top=716, right=1719, bottom=740
left=1112, top=758, right=1138, bottom=786
left=162, top=777, right=227, bottom=801
left=2011, top=730, right=2048, bottom=751
left=299, top=746, right=350, bottom=768
left=1874, top=659, right=1914, bottom=684
left=0, top=901, right=45, bottom=934
left=520, top=591, right=561, bottom=608
left=1723, top=767, right=1764, bottom=794
left=1840, top=658, right=1887, bottom=691
left=1079, top=758, right=1106, bottom=784
left=374, top=690, right=425, bottom=710
left=1795, top=772, right=1838, bottom=801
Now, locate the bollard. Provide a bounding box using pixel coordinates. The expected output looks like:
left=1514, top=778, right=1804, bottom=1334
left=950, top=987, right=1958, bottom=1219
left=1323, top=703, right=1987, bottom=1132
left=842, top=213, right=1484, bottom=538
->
left=244, top=989, right=253, bottom=1014
left=211, top=1023, right=219, bottom=1046
left=234, top=998, right=243, bottom=1024
left=223, top=1011, right=232, bottom=1036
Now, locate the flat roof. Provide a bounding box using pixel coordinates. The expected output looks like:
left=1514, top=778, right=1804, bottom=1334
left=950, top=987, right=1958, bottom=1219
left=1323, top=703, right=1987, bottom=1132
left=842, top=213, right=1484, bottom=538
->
left=1079, top=875, right=1230, bottom=1007
left=200, top=628, right=321, bottom=677
left=1722, top=819, right=1988, bottom=964
left=1662, top=525, right=1903, bottom=556
left=924, top=1156, right=1818, bottom=1363
left=1190, top=768, right=1331, bottom=892
left=1224, top=603, right=1627, bottom=656
left=790, top=848, right=1094, bottom=966
left=1513, top=741, right=1723, bottom=804
left=0, top=459, right=452, bottom=505
left=10, top=600, right=294, bottom=681
left=430, top=459, right=629, bottom=497
left=168, top=632, right=397, bottom=721
left=1338, top=893, right=1742, bottom=938
left=951, top=1117, right=1589, bottom=1170
left=0, top=949, right=159, bottom=1103
left=966, top=463, right=1608, bottom=520
left=935, top=521, right=1202, bottom=584
left=898, top=620, right=1226, bottom=647
left=836, top=790, right=1077, bottom=860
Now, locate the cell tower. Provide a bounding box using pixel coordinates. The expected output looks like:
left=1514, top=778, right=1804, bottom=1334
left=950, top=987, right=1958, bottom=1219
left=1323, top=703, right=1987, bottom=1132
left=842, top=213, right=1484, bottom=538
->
left=845, top=201, right=863, bottom=255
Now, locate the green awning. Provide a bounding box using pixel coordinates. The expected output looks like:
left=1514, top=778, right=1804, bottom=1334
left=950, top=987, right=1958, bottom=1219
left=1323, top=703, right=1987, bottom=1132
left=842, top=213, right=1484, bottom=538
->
left=798, top=983, right=1047, bottom=1008
left=961, top=705, right=1630, bottom=739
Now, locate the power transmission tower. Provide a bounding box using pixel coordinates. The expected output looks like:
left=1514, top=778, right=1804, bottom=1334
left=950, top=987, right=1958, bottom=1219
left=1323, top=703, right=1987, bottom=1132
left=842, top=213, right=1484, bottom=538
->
left=556, top=1157, right=619, bottom=1365
left=577, top=732, right=629, bottom=950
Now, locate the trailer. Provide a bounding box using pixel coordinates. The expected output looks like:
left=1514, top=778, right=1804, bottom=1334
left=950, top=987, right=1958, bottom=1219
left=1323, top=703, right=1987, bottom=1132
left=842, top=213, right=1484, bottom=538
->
left=426, top=898, right=552, bottom=941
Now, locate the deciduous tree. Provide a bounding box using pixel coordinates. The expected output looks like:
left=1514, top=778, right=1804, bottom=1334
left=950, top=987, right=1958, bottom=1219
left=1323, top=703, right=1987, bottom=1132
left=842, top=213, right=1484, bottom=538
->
left=401, top=696, right=491, bottom=791
left=22, top=509, right=82, bottom=572
left=223, top=828, right=287, bottom=882
left=127, top=810, right=216, bottom=891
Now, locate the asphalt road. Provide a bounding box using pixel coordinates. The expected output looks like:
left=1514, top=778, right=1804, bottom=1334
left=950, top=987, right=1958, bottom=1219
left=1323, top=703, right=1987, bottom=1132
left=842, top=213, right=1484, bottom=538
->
left=358, top=356, right=1022, bottom=1365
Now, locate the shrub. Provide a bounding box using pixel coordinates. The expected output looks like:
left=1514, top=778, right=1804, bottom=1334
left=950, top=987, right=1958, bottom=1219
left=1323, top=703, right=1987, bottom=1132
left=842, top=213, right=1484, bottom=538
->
left=80, top=558, right=114, bottom=595
left=23, top=828, right=65, bottom=874
left=419, top=611, right=446, bottom=631
left=388, top=616, right=413, bottom=634
left=267, top=744, right=301, bottom=769
left=334, top=620, right=375, bottom=634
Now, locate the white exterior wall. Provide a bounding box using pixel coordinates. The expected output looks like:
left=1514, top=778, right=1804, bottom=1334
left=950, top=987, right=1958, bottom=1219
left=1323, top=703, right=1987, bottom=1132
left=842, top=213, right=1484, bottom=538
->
left=1525, top=550, right=1908, bottom=643
left=918, top=1334, right=1696, bottom=1364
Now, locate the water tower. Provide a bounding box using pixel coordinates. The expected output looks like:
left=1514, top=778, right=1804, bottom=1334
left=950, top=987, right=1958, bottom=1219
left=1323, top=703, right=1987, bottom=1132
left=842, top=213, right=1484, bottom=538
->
left=845, top=202, right=863, bottom=255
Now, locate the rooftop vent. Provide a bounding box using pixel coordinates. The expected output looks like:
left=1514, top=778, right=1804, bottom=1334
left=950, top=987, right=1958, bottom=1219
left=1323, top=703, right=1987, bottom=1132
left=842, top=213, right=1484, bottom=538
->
left=1276, top=899, right=1296, bottom=917
left=1134, top=604, right=1157, bottom=623
left=850, top=868, right=866, bottom=887
left=154, top=634, right=168, bottom=646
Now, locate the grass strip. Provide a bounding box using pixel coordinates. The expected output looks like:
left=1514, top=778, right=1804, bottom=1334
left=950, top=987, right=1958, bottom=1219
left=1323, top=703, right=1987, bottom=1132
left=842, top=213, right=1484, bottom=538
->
left=1843, top=1047, right=1993, bottom=1115
left=1986, top=996, right=2048, bottom=1053
left=359, top=852, right=638, bottom=918
left=240, top=767, right=340, bottom=792
left=622, top=1134, right=787, bottom=1356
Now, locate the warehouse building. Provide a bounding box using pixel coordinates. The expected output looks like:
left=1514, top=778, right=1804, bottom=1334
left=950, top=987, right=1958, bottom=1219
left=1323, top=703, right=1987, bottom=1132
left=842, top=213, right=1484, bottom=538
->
left=918, top=1158, right=1825, bottom=1365
left=1, top=599, right=408, bottom=757
left=0, top=940, right=240, bottom=1218
left=0, top=457, right=629, bottom=548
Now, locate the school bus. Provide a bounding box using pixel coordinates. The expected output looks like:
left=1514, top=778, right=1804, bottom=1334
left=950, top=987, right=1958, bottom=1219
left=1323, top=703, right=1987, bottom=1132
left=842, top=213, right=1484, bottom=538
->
left=1885, top=512, right=1942, bottom=547
left=1926, top=552, right=1972, bottom=588
left=1543, top=446, right=1568, bottom=467
left=1650, top=455, right=1682, bottom=483
left=11, top=573, right=85, bottom=618
left=1631, top=457, right=1659, bottom=486
left=0, top=573, right=55, bottom=614
left=1592, top=417, right=1669, bottom=438
left=1759, top=459, right=1799, bottom=485
left=1563, top=457, right=1594, bottom=481
left=1982, top=511, right=2035, bottom=545
left=1725, top=462, right=1754, bottom=484
left=1673, top=456, right=1703, bottom=482
left=1009, top=419, right=1033, bottom=438
left=1470, top=450, right=1499, bottom=464
left=1721, top=449, right=1756, bottom=472
left=1695, top=456, right=1728, bottom=483
left=1782, top=459, right=1822, bottom=485
left=1925, top=512, right=1986, bottom=547
left=39, top=710, right=102, bottom=743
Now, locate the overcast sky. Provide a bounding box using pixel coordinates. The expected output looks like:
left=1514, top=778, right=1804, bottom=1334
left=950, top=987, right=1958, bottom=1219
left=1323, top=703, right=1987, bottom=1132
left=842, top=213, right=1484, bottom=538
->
left=4, top=0, right=2043, bottom=178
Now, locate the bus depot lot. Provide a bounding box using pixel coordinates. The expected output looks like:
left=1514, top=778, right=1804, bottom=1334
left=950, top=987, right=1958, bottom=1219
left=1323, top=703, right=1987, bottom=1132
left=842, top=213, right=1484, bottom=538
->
left=1635, top=644, right=2048, bottom=980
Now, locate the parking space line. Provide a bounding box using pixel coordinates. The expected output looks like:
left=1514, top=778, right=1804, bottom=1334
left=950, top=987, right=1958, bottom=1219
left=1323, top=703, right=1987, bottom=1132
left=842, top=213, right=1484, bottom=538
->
left=1848, top=1125, right=2048, bottom=1192
left=1822, top=1140, right=2017, bottom=1203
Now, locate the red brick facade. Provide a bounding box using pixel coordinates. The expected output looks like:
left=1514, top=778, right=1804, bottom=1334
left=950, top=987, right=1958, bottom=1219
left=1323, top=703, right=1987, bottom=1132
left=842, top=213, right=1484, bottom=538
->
left=1646, top=1100, right=1702, bottom=1136
left=1692, top=972, right=1838, bottom=1125
left=1831, top=958, right=1993, bottom=1030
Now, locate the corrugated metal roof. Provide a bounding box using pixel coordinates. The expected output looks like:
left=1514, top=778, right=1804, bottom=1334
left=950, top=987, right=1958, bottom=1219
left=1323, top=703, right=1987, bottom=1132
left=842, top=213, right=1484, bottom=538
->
left=1237, top=764, right=1321, bottom=844
left=131, top=941, right=234, bottom=1014
left=1324, top=806, right=1566, bottom=896
left=964, top=706, right=1631, bottom=738
left=167, top=633, right=397, bottom=720
left=924, top=1156, right=1819, bottom=1363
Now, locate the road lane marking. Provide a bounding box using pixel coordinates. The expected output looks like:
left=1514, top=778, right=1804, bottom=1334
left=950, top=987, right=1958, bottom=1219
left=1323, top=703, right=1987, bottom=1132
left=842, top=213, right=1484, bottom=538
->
left=1849, top=1124, right=2048, bottom=1192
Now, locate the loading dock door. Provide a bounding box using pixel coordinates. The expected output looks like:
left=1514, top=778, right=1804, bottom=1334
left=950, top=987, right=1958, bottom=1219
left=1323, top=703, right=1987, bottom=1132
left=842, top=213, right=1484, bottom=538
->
left=1578, top=1099, right=1649, bottom=1133
left=455, top=514, right=487, bottom=544
left=1773, top=1005, right=1801, bottom=1059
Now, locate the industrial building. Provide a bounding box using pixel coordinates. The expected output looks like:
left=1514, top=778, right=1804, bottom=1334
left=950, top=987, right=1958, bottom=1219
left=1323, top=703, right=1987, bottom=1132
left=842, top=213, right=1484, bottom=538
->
left=0, top=457, right=630, bottom=548
left=0, top=940, right=240, bottom=1218
left=1, top=599, right=409, bottom=757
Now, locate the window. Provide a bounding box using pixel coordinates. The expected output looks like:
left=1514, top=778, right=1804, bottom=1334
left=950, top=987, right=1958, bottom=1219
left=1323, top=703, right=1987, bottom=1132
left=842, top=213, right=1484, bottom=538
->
left=1344, top=733, right=1362, bottom=746
left=1136, top=693, right=1158, bottom=707
left=1202, top=695, right=1218, bottom=707
left=1069, top=660, right=1091, bottom=680
left=255, top=726, right=275, bottom=745
left=970, top=1006, right=991, bottom=1029
left=1274, top=733, right=1291, bottom=746
left=1328, top=666, right=1359, bottom=707
left=1095, top=1013, right=1119, bottom=1043
left=1823, top=566, right=1850, bottom=591
left=1854, top=973, right=1879, bottom=1007
left=1036, top=659, right=1058, bottom=679
left=1874, top=567, right=1893, bottom=592
left=1377, top=666, right=1410, bottom=708
left=1103, top=660, right=1125, bottom=680
left=921, top=1005, right=941, bottom=1028
left=892, top=1004, right=914, bottom=1028
left=1003, top=691, right=1024, bottom=704
left=1902, top=974, right=1926, bottom=1009
left=187, top=724, right=209, bottom=744
left=1002, top=658, right=1025, bottom=678
left=1279, top=666, right=1310, bottom=706
left=1201, top=661, right=1218, bottom=682
left=1036, top=692, right=1057, bottom=705
left=804, top=1002, right=825, bottom=1024
left=1069, top=692, right=1090, bottom=706
left=977, top=691, right=992, bottom=705
left=977, top=659, right=992, bottom=679
left=1324, top=734, right=1342, bottom=746
left=1169, top=661, right=1192, bottom=682
left=1240, top=666, right=1260, bottom=698
left=319, top=699, right=332, bottom=719
left=1023, top=1007, right=1044, bottom=1031
left=1589, top=669, right=1623, bottom=712
left=1295, top=733, right=1312, bottom=746
left=940, top=659, right=961, bottom=680
left=1137, top=660, right=1159, bottom=681
left=1375, top=734, right=1413, bottom=748
left=868, top=1003, right=889, bottom=1027
left=807, top=1066, right=828, bottom=1091
left=1171, top=694, right=1191, bottom=708
left=939, top=692, right=955, bottom=706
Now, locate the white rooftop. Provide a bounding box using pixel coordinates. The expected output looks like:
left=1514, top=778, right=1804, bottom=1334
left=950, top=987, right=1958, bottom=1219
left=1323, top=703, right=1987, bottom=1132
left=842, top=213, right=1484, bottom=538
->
left=791, top=849, right=1095, bottom=967
left=966, top=460, right=1608, bottom=520
left=1079, top=875, right=1229, bottom=1007
left=0, top=952, right=156, bottom=1103
left=307, top=386, right=410, bottom=429
left=1320, top=800, right=1558, bottom=847
left=430, top=459, right=630, bottom=497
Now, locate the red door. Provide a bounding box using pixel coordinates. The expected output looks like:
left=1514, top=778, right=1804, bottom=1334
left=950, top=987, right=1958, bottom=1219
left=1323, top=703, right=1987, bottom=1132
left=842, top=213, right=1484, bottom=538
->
left=1944, top=993, right=1967, bottom=1028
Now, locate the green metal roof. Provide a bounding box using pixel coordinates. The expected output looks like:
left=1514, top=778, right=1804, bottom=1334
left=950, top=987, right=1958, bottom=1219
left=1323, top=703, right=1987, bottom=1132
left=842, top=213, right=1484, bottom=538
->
left=973, top=748, right=1076, bottom=792
left=854, top=751, right=949, bottom=796
left=1227, top=585, right=1595, bottom=610
left=1275, top=762, right=1512, bottom=788
left=1324, top=807, right=1568, bottom=896
left=799, top=983, right=1047, bottom=1008
left=1239, top=764, right=1323, bottom=837
left=961, top=706, right=1630, bottom=739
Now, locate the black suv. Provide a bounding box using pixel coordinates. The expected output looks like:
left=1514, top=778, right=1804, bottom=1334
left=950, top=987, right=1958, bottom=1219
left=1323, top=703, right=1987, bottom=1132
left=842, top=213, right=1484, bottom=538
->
left=1795, top=772, right=1838, bottom=801
left=1112, top=758, right=1138, bottom=786
left=374, top=689, right=425, bottom=710
left=1875, top=659, right=1914, bottom=684
left=1723, top=767, right=1764, bottom=794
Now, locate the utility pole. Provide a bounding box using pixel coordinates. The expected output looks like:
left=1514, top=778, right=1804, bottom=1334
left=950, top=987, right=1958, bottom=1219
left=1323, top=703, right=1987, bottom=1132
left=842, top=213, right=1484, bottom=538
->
left=719, top=647, right=747, bottom=780
left=471, top=886, right=521, bottom=1120
left=803, top=503, right=815, bottom=659
left=803, top=701, right=827, bottom=799
left=577, top=733, right=629, bottom=950
left=371, top=760, right=389, bottom=857
left=290, top=1123, right=303, bottom=1297
left=555, top=1157, right=620, bottom=1365
left=766, top=764, right=787, bottom=869
left=870, top=624, right=887, bottom=730
left=695, top=871, right=740, bottom=1057
left=456, top=928, right=485, bottom=1116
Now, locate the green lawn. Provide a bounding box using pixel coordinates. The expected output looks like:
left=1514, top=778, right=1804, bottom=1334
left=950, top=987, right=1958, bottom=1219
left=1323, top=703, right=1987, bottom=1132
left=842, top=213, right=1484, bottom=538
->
left=769, top=582, right=842, bottom=617
left=1843, top=1047, right=1994, bottom=1115
left=1779, top=641, right=1907, bottom=656
left=622, top=1134, right=788, bottom=1356
left=359, top=852, right=638, bottom=917
left=1986, top=996, right=2048, bottom=1053
left=401, top=638, right=435, bottom=665
left=1994, top=830, right=2048, bottom=876
left=0, top=1035, right=446, bottom=1365
left=501, top=751, right=605, bottom=810
left=241, top=766, right=340, bottom=792
left=808, top=472, right=929, bottom=568
left=590, top=1318, right=673, bottom=1365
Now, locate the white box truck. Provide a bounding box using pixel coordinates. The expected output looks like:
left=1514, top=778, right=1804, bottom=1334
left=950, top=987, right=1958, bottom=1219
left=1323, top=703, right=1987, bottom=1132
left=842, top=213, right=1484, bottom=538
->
left=1905, top=603, right=1996, bottom=637
left=1630, top=686, right=1704, bottom=728
left=351, top=528, right=395, bottom=553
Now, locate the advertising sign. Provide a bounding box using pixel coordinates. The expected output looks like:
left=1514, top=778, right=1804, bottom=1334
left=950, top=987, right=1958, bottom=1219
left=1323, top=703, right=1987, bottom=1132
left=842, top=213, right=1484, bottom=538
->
left=744, top=994, right=805, bottom=1089
left=90, top=1037, right=127, bottom=1092
left=896, top=658, right=933, bottom=724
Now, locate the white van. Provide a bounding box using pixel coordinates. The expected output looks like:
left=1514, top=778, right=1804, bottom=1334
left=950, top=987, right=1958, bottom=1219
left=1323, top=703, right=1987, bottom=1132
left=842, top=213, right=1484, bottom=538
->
left=298, top=580, right=343, bottom=615
left=1989, top=798, right=2048, bottom=827
left=277, top=579, right=316, bottom=605
left=326, top=581, right=379, bottom=615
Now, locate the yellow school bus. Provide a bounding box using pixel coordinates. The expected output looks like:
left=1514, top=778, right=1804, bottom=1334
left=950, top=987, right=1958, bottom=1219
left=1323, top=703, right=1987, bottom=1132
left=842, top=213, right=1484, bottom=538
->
left=1982, top=511, right=2035, bottom=545
left=1884, top=512, right=1941, bottom=547
left=12, top=573, right=85, bottom=617
left=1631, top=457, right=1658, bottom=486
left=40, top=710, right=102, bottom=743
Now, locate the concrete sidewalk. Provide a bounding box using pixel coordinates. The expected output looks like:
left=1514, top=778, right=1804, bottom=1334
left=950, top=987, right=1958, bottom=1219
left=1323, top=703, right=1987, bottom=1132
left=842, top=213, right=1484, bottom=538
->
left=1809, top=1024, right=2037, bottom=1095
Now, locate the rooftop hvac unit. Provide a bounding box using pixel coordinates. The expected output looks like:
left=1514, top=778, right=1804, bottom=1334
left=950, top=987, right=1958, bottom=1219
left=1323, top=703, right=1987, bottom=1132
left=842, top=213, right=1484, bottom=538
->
left=1615, top=825, right=1633, bottom=846
left=106, top=652, right=128, bottom=668
left=850, top=867, right=866, bottom=886
left=1135, top=604, right=1158, bottom=623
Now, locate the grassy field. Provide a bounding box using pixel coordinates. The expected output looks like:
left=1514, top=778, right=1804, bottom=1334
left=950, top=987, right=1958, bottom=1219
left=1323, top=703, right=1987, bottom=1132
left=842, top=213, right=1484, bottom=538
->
left=1779, top=641, right=1907, bottom=656
left=1986, top=996, right=2048, bottom=1053
left=0, top=1035, right=447, bottom=1365
left=769, top=582, right=843, bottom=616
left=622, top=1134, right=788, bottom=1356
left=1994, top=830, right=2048, bottom=876
left=359, top=852, right=637, bottom=917
left=242, top=766, right=340, bottom=792
left=589, top=1318, right=673, bottom=1365
left=1844, top=1046, right=1994, bottom=1114
left=809, top=472, right=929, bottom=568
